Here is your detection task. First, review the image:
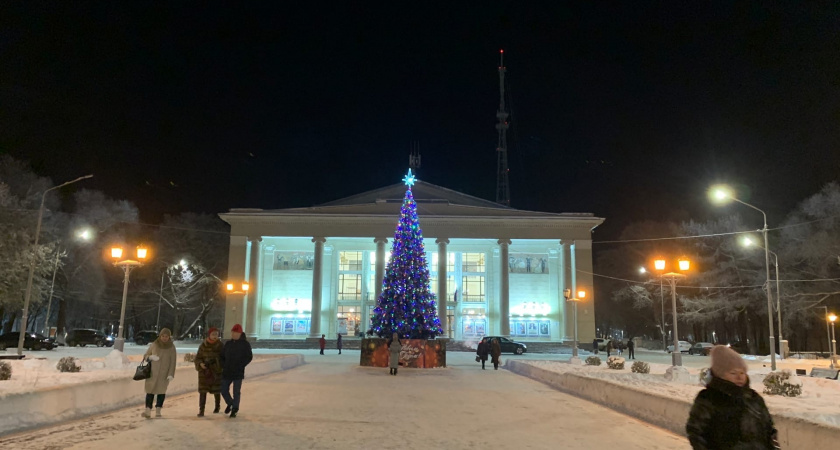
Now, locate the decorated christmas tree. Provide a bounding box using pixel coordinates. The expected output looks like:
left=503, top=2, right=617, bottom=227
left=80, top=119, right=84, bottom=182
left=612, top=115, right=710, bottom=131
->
left=369, top=169, right=443, bottom=339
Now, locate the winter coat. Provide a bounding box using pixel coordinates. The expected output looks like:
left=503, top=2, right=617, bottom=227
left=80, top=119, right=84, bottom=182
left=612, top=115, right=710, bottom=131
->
left=686, top=375, right=776, bottom=450
left=319, top=337, right=326, bottom=350
left=606, top=341, right=613, bottom=352
left=476, top=341, right=489, bottom=361
left=490, top=339, right=501, bottom=364
left=627, top=340, right=635, bottom=350
left=388, top=338, right=402, bottom=369
left=337, top=335, right=343, bottom=350
left=221, top=334, right=253, bottom=380
left=144, top=340, right=176, bottom=395
left=195, top=338, right=223, bottom=393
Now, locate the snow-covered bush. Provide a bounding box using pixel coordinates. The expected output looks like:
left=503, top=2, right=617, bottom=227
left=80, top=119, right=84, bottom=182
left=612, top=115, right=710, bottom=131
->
left=585, top=356, right=601, bottom=366
left=56, top=356, right=81, bottom=373
left=183, top=353, right=196, bottom=363
left=607, top=356, right=625, bottom=370
left=631, top=360, right=649, bottom=374
left=0, top=361, right=11, bottom=380
left=699, top=367, right=712, bottom=386
left=763, top=370, right=803, bottom=397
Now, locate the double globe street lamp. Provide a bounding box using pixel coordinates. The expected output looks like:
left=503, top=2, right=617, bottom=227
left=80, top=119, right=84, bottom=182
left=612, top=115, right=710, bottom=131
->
left=110, top=245, right=150, bottom=352
left=563, top=288, right=586, bottom=361
left=652, top=257, right=691, bottom=367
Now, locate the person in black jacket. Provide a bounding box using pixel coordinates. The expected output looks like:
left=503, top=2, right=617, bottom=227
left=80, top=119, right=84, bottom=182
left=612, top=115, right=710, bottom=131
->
left=686, top=345, right=777, bottom=449
left=627, top=339, right=635, bottom=359
left=220, top=323, right=253, bottom=419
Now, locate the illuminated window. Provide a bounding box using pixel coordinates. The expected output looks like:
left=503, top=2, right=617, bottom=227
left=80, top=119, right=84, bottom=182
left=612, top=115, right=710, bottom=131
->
left=462, top=276, right=485, bottom=302
left=431, top=252, right=455, bottom=272
left=462, top=253, right=485, bottom=273
left=338, top=274, right=362, bottom=300
left=430, top=275, right=457, bottom=302
left=339, top=251, right=363, bottom=271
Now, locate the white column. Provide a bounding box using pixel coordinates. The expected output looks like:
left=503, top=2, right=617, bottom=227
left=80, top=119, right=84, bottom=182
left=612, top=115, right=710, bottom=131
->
left=245, top=237, right=261, bottom=340
left=436, top=238, right=449, bottom=337
left=370, top=237, right=388, bottom=333
left=498, top=239, right=511, bottom=336
left=309, top=237, right=326, bottom=337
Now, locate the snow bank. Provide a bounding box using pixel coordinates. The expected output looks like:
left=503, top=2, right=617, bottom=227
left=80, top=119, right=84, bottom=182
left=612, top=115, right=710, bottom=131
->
left=506, top=360, right=840, bottom=450
left=0, top=354, right=304, bottom=436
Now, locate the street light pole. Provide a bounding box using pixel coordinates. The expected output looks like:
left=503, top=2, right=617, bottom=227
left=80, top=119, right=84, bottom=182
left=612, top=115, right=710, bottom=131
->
left=744, top=237, right=784, bottom=360
left=42, top=248, right=61, bottom=336
left=563, top=289, right=585, bottom=362
left=663, top=274, right=684, bottom=366
left=660, top=277, right=665, bottom=352
left=156, top=269, right=165, bottom=332
left=17, top=174, right=93, bottom=356
left=111, top=246, right=148, bottom=352
left=829, top=314, right=837, bottom=369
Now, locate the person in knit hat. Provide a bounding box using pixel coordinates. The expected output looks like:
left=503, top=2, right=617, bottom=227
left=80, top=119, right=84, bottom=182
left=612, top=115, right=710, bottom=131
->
left=220, top=323, right=252, bottom=418
left=686, top=345, right=777, bottom=449
left=194, top=327, right=223, bottom=416
left=141, top=328, right=177, bottom=419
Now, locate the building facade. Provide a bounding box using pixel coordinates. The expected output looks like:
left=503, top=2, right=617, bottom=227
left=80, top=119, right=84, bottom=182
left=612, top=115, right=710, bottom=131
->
left=220, top=180, right=603, bottom=342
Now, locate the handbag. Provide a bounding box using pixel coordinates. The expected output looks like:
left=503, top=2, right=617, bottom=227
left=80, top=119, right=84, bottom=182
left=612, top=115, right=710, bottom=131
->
left=133, top=358, right=151, bottom=381
left=475, top=355, right=481, bottom=363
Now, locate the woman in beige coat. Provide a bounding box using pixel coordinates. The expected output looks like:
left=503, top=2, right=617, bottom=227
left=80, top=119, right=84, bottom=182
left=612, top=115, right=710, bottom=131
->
left=142, top=328, right=177, bottom=418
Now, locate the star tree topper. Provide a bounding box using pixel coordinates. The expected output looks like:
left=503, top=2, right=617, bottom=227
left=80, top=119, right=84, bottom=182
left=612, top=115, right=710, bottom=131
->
left=402, top=169, right=416, bottom=187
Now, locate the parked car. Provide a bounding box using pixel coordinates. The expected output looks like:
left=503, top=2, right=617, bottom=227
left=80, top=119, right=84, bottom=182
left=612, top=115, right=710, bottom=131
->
left=689, top=342, right=714, bottom=356
left=134, top=330, right=158, bottom=346
left=0, top=332, right=55, bottom=351
left=595, top=338, right=612, bottom=351
left=65, top=329, right=114, bottom=347
left=667, top=340, right=692, bottom=353
left=479, top=336, right=527, bottom=355
left=727, top=341, right=750, bottom=354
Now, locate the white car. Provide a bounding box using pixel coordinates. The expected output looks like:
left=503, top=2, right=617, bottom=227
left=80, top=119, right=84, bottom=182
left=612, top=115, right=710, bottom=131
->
left=667, top=340, right=692, bottom=353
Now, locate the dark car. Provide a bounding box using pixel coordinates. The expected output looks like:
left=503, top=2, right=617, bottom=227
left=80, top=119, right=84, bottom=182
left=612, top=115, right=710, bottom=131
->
left=65, top=329, right=114, bottom=347
left=0, top=332, right=55, bottom=351
left=134, top=330, right=158, bottom=346
left=480, top=336, right=527, bottom=355
left=689, top=342, right=714, bottom=356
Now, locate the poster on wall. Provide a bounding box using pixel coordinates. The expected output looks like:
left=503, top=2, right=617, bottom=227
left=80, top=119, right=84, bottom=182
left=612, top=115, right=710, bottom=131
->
left=475, top=320, right=486, bottom=336
left=273, top=251, right=314, bottom=270
left=337, top=318, right=348, bottom=335
left=270, top=317, right=284, bottom=335
left=462, top=320, right=475, bottom=336
left=296, top=320, right=309, bottom=334
left=527, top=322, right=538, bottom=336
left=539, top=322, right=550, bottom=336
left=284, top=320, right=295, bottom=334
left=508, top=253, right=549, bottom=274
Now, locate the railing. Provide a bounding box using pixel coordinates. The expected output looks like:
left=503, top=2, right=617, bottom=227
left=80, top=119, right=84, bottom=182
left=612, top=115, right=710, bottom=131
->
left=337, top=293, right=362, bottom=301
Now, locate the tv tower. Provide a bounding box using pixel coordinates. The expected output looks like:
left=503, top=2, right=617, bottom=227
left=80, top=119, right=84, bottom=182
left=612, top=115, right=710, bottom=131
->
left=495, top=49, right=511, bottom=207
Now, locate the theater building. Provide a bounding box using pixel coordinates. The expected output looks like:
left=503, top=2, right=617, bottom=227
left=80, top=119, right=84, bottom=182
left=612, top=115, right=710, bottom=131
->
left=219, top=179, right=603, bottom=343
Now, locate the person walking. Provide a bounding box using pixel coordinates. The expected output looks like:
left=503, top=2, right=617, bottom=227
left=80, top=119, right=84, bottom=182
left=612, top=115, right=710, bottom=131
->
left=220, top=324, right=253, bottom=418
left=141, top=328, right=176, bottom=419
left=606, top=339, right=612, bottom=357
left=617, top=341, right=624, bottom=356
left=195, top=327, right=223, bottom=417
left=337, top=333, right=343, bottom=355
left=686, top=345, right=777, bottom=449
left=490, top=338, right=502, bottom=370
left=388, top=332, right=401, bottom=375
left=476, top=339, right=489, bottom=370
left=319, top=334, right=326, bottom=355
left=592, top=338, right=599, bottom=354
left=627, top=339, right=635, bottom=360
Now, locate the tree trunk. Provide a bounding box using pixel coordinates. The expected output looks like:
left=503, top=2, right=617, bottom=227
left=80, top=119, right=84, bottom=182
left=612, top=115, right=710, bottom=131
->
left=4, top=311, right=17, bottom=333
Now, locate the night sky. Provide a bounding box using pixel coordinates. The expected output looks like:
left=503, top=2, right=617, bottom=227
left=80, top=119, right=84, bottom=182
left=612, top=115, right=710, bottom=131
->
left=2, top=2, right=839, bottom=239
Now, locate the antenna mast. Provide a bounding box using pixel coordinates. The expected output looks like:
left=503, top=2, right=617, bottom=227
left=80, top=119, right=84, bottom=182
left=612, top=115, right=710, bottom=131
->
left=495, top=49, right=511, bottom=206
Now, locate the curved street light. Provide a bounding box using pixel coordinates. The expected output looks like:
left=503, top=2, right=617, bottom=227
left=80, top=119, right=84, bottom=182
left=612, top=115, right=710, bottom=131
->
left=712, top=186, right=776, bottom=370
left=743, top=237, right=785, bottom=359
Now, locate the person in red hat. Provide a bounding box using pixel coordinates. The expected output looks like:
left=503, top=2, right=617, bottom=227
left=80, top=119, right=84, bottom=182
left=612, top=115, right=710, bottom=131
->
left=194, top=327, right=223, bottom=417
left=220, top=323, right=252, bottom=418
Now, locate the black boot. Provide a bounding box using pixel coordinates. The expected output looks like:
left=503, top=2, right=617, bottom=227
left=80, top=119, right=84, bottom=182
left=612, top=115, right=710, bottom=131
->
left=394, top=367, right=398, bottom=375
left=213, top=394, right=221, bottom=414
left=229, top=408, right=238, bottom=418
left=197, top=408, right=205, bottom=417
left=225, top=404, right=232, bottom=414
left=389, top=368, right=393, bottom=375
left=198, top=392, right=206, bottom=417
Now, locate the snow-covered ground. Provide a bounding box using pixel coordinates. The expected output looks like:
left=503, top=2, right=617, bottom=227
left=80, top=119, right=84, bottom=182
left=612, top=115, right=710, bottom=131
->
left=0, top=351, right=690, bottom=449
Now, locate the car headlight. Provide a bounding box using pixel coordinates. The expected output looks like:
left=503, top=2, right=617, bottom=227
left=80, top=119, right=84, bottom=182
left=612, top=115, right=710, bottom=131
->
left=521, top=344, right=527, bottom=348
left=106, top=336, right=114, bottom=341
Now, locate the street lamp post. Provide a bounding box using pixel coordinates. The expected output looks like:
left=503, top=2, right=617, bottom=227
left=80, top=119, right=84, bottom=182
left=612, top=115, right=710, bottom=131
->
left=641, top=266, right=667, bottom=352
left=818, top=306, right=832, bottom=363
left=831, top=315, right=837, bottom=368
left=563, top=289, right=586, bottom=361
left=743, top=237, right=784, bottom=359
left=17, top=174, right=93, bottom=356
left=713, top=187, right=776, bottom=370
left=111, top=245, right=149, bottom=352
left=654, top=257, right=691, bottom=367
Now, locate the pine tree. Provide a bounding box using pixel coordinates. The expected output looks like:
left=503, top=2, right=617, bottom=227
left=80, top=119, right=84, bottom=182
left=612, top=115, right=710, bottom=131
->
left=369, top=170, right=443, bottom=339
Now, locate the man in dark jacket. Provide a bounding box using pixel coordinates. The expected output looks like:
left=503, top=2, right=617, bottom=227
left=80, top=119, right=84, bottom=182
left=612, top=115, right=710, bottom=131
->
left=686, top=345, right=776, bottom=449
left=627, top=339, right=635, bottom=359
left=220, top=323, right=253, bottom=418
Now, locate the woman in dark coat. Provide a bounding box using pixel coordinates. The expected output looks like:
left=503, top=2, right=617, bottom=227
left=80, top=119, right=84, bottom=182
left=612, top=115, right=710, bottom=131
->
left=195, top=327, right=223, bottom=416
left=686, top=345, right=777, bottom=449
left=476, top=339, right=489, bottom=370
left=388, top=332, right=401, bottom=375
left=337, top=333, right=343, bottom=355
left=490, top=338, right=502, bottom=370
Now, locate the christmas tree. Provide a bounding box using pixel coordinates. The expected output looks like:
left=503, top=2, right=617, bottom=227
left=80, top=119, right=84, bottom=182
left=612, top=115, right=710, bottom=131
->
left=369, top=169, right=443, bottom=339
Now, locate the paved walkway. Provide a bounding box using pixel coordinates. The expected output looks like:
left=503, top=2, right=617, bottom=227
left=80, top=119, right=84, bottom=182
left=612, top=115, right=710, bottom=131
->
left=2, top=351, right=689, bottom=450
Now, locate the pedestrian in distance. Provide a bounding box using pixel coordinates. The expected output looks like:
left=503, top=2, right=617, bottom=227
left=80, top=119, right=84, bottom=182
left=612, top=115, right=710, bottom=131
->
left=617, top=341, right=624, bottom=356
left=686, top=345, right=777, bottom=449
left=606, top=339, right=612, bottom=357
left=476, top=339, right=489, bottom=370
left=592, top=338, right=599, bottom=354
left=337, top=333, right=343, bottom=355
left=490, top=338, right=502, bottom=370
left=627, top=339, right=635, bottom=359
left=220, top=323, right=253, bottom=419
left=141, top=327, right=176, bottom=419
left=319, top=334, right=326, bottom=355
left=388, top=332, right=401, bottom=375
left=195, top=327, right=223, bottom=417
